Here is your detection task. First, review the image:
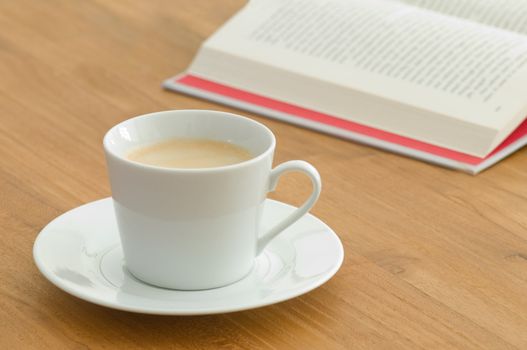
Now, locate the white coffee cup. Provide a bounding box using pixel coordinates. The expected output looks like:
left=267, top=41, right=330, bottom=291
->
left=103, top=110, right=321, bottom=290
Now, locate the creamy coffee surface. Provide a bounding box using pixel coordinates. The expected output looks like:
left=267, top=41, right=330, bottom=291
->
left=127, top=138, right=252, bottom=169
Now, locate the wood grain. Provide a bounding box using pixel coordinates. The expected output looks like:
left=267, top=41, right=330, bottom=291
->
left=0, top=0, right=526, bottom=348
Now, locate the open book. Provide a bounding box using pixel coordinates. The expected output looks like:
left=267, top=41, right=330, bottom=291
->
left=164, top=0, right=527, bottom=174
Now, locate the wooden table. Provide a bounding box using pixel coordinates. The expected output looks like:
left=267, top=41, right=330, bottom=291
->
left=1, top=1, right=526, bottom=348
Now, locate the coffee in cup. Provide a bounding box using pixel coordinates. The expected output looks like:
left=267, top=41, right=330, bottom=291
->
left=104, top=110, right=321, bottom=290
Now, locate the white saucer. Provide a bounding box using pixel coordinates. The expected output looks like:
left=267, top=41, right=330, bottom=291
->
left=33, top=198, right=344, bottom=315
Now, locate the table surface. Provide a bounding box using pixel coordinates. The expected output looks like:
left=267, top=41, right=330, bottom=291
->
left=1, top=1, right=527, bottom=349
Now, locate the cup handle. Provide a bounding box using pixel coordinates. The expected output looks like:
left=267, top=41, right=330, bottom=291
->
left=256, top=160, right=321, bottom=255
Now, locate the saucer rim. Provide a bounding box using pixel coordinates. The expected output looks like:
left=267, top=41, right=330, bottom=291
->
left=33, top=198, right=344, bottom=315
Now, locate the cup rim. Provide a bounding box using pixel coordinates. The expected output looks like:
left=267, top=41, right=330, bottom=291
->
left=103, top=109, right=276, bottom=173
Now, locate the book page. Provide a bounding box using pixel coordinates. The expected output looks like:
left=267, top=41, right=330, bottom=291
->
left=247, top=0, right=527, bottom=105
left=192, top=0, right=527, bottom=144
left=393, top=0, right=527, bottom=35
